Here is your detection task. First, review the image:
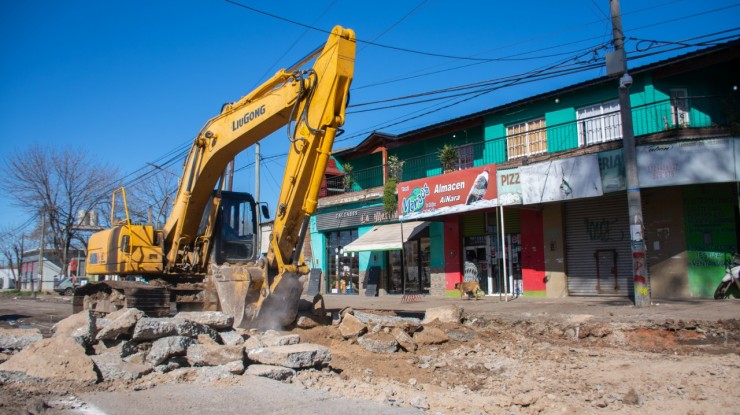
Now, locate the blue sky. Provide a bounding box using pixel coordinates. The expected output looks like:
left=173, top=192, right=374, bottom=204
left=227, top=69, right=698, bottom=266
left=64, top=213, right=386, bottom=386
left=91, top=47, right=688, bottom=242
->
left=1, top=0, right=738, bottom=237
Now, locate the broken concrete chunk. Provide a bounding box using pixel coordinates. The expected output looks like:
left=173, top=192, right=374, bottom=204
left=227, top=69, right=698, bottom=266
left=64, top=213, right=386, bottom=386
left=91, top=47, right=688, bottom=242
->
left=422, top=305, right=463, bottom=325
left=262, top=333, right=300, bottom=347
left=146, top=336, right=197, bottom=366
left=245, top=364, right=296, bottom=381
left=186, top=343, right=244, bottom=367
left=243, top=336, right=263, bottom=351
left=339, top=313, right=367, bottom=339
left=358, top=333, right=399, bottom=354
left=353, top=311, right=421, bottom=332
left=392, top=328, right=417, bottom=352
left=0, top=336, right=98, bottom=383
left=132, top=318, right=218, bottom=341
left=92, top=353, right=153, bottom=381
left=96, top=308, right=144, bottom=341
left=247, top=343, right=331, bottom=369
left=53, top=310, right=97, bottom=344
left=222, top=360, right=245, bottom=375
left=175, top=311, right=234, bottom=330
left=218, top=331, right=245, bottom=346
left=295, top=314, right=323, bottom=329
left=0, top=328, right=42, bottom=350
left=413, top=326, right=450, bottom=345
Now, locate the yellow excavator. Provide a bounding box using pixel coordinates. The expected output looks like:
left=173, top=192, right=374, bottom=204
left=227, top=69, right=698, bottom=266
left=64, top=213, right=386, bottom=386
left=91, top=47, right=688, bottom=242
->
left=74, top=26, right=356, bottom=328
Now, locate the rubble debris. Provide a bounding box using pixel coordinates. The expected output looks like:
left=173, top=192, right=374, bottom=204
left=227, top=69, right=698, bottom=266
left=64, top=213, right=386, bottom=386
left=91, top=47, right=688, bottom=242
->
left=0, top=336, right=98, bottom=383
left=175, top=311, right=234, bottom=330
left=261, top=332, right=301, bottom=347
left=412, top=327, right=450, bottom=345
left=91, top=353, right=153, bottom=381
left=96, top=308, right=144, bottom=341
left=392, top=328, right=417, bottom=352
left=422, top=305, right=463, bottom=325
left=132, top=318, right=218, bottom=341
left=247, top=343, right=331, bottom=369
left=146, top=336, right=198, bottom=366
left=218, top=330, right=245, bottom=346
left=357, top=332, right=399, bottom=354
left=338, top=313, right=367, bottom=339
left=0, top=328, right=42, bottom=350
left=245, top=364, right=296, bottom=381
left=353, top=311, right=422, bottom=332
left=186, top=343, right=244, bottom=367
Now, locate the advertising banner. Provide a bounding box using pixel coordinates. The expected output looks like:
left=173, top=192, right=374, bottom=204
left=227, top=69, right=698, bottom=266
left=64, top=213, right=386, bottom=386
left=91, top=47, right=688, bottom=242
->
left=520, top=153, right=603, bottom=204
left=637, top=138, right=735, bottom=187
left=398, top=165, right=497, bottom=220
left=496, top=168, right=522, bottom=205
left=598, top=149, right=626, bottom=192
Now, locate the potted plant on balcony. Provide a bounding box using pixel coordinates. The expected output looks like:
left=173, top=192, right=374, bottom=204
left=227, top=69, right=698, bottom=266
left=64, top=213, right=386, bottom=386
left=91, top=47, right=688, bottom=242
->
left=384, top=155, right=404, bottom=215
left=438, top=144, right=458, bottom=173
left=342, top=162, right=354, bottom=192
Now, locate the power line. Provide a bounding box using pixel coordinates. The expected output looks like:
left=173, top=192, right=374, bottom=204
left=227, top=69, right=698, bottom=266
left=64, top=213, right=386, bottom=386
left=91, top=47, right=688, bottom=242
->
left=224, top=0, right=575, bottom=63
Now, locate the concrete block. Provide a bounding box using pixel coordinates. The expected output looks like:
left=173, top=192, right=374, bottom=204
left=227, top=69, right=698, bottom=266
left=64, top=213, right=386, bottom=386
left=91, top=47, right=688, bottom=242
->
left=146, top=336, right=197, bottom=366
left=247, top=343, right=331, bottom=369
left=175, top=311, right=234, bottom=330
left=0, top=328, right=42, bottom=350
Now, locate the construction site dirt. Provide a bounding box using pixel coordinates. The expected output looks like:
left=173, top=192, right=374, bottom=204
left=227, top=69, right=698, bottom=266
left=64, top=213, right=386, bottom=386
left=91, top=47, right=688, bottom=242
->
left=0, top=294, right=738, bottom=415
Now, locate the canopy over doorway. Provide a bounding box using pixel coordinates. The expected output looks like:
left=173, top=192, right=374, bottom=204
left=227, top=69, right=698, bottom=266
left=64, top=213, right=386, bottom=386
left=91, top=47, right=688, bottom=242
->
left=342, top=221, right=429, bottom=252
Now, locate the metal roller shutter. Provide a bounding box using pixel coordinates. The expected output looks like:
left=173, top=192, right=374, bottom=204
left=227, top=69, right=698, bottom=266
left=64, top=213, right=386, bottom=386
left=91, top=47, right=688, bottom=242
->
left=565, top=194, right=632, bottom=297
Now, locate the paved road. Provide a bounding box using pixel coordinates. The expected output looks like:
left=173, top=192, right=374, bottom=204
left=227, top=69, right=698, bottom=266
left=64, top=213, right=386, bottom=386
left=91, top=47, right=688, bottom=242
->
left=322, top=293, right=740, bottom=323
left=78, top=377, right=423, bottom=415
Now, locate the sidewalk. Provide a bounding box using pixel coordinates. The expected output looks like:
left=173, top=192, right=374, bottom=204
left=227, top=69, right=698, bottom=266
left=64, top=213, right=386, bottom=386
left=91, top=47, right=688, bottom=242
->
left=321, top=293, right=740, bottom=324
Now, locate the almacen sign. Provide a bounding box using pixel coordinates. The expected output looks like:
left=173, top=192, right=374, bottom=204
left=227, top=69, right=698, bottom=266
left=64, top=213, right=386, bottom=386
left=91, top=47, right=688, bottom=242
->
left=397, top=165, right=498, bottom=220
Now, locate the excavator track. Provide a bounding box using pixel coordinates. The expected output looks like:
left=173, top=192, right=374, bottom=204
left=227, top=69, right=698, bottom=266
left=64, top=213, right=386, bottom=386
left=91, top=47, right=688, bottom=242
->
left=73, top=281, right=170, bottom=317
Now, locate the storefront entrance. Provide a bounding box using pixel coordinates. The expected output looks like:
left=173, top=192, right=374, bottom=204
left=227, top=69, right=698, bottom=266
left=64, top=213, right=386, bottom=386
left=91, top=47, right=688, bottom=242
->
left=325, top=229, right=359, bottom=295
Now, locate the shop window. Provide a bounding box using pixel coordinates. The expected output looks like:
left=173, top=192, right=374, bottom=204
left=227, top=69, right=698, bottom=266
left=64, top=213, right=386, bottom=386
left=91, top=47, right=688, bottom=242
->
left=577, top=100, right=622, bottom=146
left=506, top=118, right=546, bottom=159
left=325, top=229, right=359, bottom=295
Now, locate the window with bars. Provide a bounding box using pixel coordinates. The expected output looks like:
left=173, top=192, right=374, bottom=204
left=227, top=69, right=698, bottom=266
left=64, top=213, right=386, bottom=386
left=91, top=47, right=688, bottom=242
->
left=576, top=100, right=622, bottom=146
left=506, top=118, right=546, bottom=159
left=457, top=143, right=475, bottom=170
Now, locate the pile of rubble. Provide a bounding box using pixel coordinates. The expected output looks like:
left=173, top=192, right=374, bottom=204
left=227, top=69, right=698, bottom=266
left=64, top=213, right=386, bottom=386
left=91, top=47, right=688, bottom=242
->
left=335, top=305, right=462, bottom=353
left=0, top=308, right=331, bottom=384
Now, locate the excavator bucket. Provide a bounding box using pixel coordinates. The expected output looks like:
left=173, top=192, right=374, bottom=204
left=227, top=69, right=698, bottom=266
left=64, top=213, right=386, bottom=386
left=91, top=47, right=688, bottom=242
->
left=210, top=265, right=254, bottom=328
left=253, top=272, right=304, bottom=329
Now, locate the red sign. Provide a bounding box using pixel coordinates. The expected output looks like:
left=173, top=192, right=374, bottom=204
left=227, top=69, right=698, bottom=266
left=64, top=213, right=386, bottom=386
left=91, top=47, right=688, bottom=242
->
left=398, top=165, right=497, bottom=219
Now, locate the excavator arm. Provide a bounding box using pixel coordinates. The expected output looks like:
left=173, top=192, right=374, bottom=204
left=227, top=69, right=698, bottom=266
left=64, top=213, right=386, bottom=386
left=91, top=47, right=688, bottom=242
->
left=83, top=26, right=355, bottom=327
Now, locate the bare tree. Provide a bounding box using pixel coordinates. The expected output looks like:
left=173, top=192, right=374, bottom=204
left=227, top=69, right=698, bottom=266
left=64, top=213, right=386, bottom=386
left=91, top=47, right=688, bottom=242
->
left=126, top=166, right=179, bottom=226
left=0, top=228, right=25, bottom=289
left=1, top=145, right=119, bottom=277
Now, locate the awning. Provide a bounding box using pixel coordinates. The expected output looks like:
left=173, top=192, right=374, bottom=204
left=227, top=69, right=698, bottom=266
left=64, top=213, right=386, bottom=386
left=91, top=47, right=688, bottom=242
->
left=342, top=221, right=429, bottom=252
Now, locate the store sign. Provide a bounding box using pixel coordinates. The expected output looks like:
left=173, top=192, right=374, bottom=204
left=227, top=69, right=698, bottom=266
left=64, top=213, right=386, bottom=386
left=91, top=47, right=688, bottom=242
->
left=496, top=168, right=522, bottom=205
left=598, top=149, right=626, bottom=192
left=520, top=153, right=603, bottom=204
left=397, top=165, right=497, bottom=220
left=637, top=138, right=735, bottom=188
left=315, top=205, right=397, bottom=231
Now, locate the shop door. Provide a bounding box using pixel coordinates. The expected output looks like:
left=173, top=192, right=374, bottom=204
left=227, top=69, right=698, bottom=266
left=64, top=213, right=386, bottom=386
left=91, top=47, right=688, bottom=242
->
left=463, top=245, right=488, bottom=293
left=565, top=194, right=631, bottom=296
left=520, top=209, right=545, bottom=294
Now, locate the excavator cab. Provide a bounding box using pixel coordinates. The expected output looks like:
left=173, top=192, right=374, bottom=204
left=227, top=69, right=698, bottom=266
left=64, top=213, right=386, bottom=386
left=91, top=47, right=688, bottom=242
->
left=212, top=191, right=260, bottom=265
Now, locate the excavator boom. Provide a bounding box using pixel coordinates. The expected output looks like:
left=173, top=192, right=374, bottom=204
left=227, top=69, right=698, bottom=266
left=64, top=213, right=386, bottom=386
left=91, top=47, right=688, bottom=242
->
left=81, top=26, right=356, bottom=327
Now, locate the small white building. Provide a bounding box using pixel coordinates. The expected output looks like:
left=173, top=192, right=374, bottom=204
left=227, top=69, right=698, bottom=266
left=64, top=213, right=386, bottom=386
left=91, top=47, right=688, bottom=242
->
left=0, top=268, right=15, bottom=290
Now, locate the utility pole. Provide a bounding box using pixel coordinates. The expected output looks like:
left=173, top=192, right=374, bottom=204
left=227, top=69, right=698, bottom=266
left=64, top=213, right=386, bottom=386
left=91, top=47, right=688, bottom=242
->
left=35, top=209, right=46, bottom=298
left=610, top=0, right=650, bottom=307
left=255, top=143, right=261, bottom=205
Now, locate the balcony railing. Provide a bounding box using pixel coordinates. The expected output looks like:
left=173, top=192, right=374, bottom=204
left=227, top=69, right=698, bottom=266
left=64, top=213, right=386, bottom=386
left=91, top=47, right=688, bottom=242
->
left=324, top=95, right=737, bottom=196
left=320, top=164, right=384, bottom=197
